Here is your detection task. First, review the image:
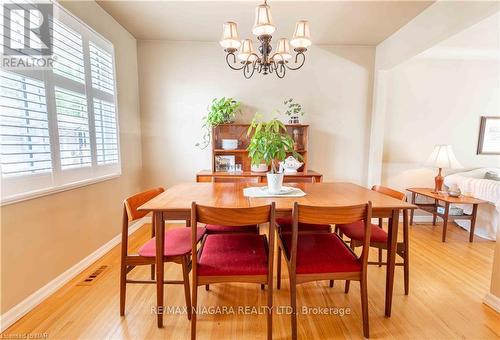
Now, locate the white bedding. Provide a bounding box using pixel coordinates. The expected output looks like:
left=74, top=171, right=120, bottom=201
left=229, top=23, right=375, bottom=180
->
left=444, top=168, right=500, bottom=240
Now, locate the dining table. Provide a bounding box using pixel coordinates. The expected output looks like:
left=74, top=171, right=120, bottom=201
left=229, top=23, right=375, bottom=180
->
left=138, top=182, right=417, bottom=327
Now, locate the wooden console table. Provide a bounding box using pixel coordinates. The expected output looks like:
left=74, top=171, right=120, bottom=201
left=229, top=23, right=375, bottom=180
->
left=406, top=188, right=486, bottom=242
left=196, top=170, right=323, bottom=183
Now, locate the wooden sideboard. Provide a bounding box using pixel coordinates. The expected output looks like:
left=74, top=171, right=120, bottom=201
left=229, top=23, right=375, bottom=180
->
left=196, top=170, right=323, bottom=183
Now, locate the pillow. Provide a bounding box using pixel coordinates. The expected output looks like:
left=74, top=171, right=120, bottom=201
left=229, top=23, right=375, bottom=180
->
left=484, top=171, right=500, bottom=181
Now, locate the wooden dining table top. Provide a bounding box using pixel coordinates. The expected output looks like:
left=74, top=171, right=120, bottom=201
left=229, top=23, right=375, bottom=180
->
left=139, top=182, right=416, bottom=215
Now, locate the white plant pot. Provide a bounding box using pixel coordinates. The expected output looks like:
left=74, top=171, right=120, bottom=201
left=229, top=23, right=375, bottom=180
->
left=267, top=172, right=284, bottom=194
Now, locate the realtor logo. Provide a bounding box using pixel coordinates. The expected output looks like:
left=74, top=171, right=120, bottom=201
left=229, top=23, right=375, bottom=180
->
left=3, top=2, right=53, bottom=56
left=2, top=2, right=55, bottom=69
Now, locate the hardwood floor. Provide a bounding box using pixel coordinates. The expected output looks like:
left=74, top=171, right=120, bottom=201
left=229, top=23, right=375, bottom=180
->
left=3, top=221, right=500, bottom=339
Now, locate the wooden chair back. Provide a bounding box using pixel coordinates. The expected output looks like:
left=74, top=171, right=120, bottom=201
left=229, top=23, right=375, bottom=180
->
left=283, top=176, right=316, bottom=183
left=124, top=187, right=164, bottom=222
left=371, top=185, right=406, bottom=201
left=213, top=176, right=259, bottom=183
left=191, top=202, right=276, bottom=281
left=291, top=202, right=373, bottom=270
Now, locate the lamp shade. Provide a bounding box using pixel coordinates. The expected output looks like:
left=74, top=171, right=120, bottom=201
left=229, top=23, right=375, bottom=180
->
left=273, top=38, right=292, bottom=61
left=220, top=22, right=241, bottom=49
left=252, top=3, right=275, bottom=36
left=425, top=145, right=463, bottom=169
left=290, top=20, right=311, bottom=49
left=238, top=39, right=258, bottom=62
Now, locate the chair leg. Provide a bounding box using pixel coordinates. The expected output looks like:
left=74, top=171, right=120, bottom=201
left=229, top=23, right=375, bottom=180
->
left=344, top=280, right=350, bottom=293
left=378, top=248, right=383, bottom=267
left=150, top=264, right=155, bottom=280
left=290, top=277, right=298, bottom=340
left=191, top=279, right=198, bottom=340
left=329, top=280, right=334, bottom=288
left=267, top=281, right=273, bottom=340
left=277, top=246, right=282, bottom=290
left=403, top=210, right=410, bottom=295
left=119, top=260, right=126, bottom=316
left=360, top=277, right=370, bottom=338
left=182, top=256, right=192, bottom=320
left=261, top=284, right=265, bottom=290
left=205, top=284, right=209, bottom=291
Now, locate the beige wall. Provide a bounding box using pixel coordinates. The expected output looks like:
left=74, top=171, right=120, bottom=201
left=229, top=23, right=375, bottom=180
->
left=138, top=41, right=375, bottom=187
left=381, top=56, right=500, bottom=190
left=0, top=1, right=142, bottom=314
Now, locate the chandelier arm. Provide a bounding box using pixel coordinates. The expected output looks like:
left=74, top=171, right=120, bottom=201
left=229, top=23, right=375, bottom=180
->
left=243, top=61, right=257, bottom=79
left=284, top=52, right=306, bottom=70
left=225, top=52, right=246, bottom=71
left=275, top=62, right=286, bottom=78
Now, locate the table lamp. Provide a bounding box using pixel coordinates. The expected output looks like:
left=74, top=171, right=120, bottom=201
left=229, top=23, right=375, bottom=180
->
left=425, top=145, right=463, bottom=192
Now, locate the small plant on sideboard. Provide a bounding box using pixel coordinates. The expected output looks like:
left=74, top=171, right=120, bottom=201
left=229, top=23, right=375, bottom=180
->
left=196, top=97, right=241, bottom=149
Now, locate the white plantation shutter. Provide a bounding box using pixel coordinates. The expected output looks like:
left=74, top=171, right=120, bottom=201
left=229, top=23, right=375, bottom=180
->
left=93, top=99, right=118, bottom=165
left=0, top=2, right=120, bottom=204
left=0, top=71, right=52, bottom=176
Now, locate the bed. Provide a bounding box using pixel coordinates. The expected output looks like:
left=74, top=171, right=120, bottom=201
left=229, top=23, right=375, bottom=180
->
left=443, top=168, right=500, bottom=240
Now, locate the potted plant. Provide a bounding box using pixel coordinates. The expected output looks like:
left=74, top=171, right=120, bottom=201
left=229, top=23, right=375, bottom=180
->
left=247, top=115, right=302, bottom=193
left=283, top=98, right=305, bottom=124
left=196, top=97, right=241, bottom=149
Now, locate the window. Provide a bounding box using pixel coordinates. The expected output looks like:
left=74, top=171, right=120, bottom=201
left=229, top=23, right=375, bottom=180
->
left=0, top=3, right=120, bottom=204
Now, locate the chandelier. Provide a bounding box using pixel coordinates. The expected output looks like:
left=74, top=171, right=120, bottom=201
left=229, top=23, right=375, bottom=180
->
left=219, top=1, right=311, bottom=79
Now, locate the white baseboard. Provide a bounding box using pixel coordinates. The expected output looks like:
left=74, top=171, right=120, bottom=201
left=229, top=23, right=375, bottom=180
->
left=484, top=293, right=500, bottom=313
left=411, top=215, right=434, bottom=223
left=0, top=217, right=150, bottom=332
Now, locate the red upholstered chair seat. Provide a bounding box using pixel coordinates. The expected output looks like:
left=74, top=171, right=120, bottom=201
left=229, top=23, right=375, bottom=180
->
left=276, top=216, right=331, bottom=233
left=205, top=224, right=258, bottom=234
left=138, top=227, right=206, bottom=257
left=281, top=233, right=361, bottom=274
left=338, top=221, right=388, bottom=243
left=198, top=234, right=268, bottom=276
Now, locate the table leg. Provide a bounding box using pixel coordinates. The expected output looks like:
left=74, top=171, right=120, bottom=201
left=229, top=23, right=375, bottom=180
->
left=385, top=208, right=399, bottom=317
left=442, top=202, right=450, bottom=243
left=432, top=199, right=437, bottom=226
left=154, top=211, right=165, bottom=327
left=410, top=193, right=416, bottom=225
left=469, top=204, right=478, bottom=243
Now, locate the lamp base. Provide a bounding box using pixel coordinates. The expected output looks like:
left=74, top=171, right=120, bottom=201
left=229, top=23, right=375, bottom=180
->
left=434, top=168, right=444, bottom=193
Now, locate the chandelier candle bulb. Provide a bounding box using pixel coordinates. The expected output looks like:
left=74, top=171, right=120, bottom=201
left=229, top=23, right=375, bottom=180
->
left=291, top=20, right=312, bottom=50
left=220, top=22, right=241, bottom=51
left=274, top=38, right=292, bottom=61
left=252, top=3, right=276, bottom=36
left=238, top=39, right=258, bottom=62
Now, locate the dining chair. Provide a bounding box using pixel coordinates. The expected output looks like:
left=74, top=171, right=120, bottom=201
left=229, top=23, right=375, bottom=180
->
left=276, top=175, right=332, bottom=288
left=190, top=202, right=276, bottom=340
left=336, top=185, right=410, bottom=295
left=278, top=202, right=372, bottom=339
left=206, top=176, right=260, bottom=234
left=119, top=187, right=206, bottom=318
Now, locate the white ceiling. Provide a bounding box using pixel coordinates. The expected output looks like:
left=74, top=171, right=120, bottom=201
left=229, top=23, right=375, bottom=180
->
left=97, top=1, right=434, bottom=45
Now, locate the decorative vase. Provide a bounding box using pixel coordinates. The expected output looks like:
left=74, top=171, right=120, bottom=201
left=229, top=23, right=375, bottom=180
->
left=267, top=172, right=284, bottom=194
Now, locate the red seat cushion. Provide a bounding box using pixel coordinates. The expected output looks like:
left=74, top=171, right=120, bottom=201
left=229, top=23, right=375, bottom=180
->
left=281, top=233, right=361, bottom=274
left=205, top=224, right=258, bottom=234
left=276, top=216, right=331, bottom=233
left=198, top=234, right=268, bottom=276
left=338, top=221, right=388, bottom=243
left=138, top=227, right=206, bottom=257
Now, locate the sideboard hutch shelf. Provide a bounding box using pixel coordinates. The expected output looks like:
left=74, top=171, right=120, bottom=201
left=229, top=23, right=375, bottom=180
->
left=196, top=123, right=322, bottom=183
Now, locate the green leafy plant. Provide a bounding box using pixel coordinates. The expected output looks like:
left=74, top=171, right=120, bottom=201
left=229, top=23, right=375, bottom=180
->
left=196, top=97, right=241, bottom=149
left=283, top=98, right=305, bottom=117
left=246, top=114, right=302, bottom=173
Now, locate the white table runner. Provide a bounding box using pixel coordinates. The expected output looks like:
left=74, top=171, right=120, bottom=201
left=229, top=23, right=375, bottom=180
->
left=243, top=186, right=306, bottom=198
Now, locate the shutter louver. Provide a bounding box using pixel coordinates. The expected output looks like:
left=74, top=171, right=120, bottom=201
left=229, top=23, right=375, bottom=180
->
left=0, top=70, right=52, bottom=176
left=89, top=42, right=114, bottom=94
left=55, top=87, right=91, bottom=169
left=52, top=20, right=86, bottom=83
left=93, top=98, right=118, bottom=165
